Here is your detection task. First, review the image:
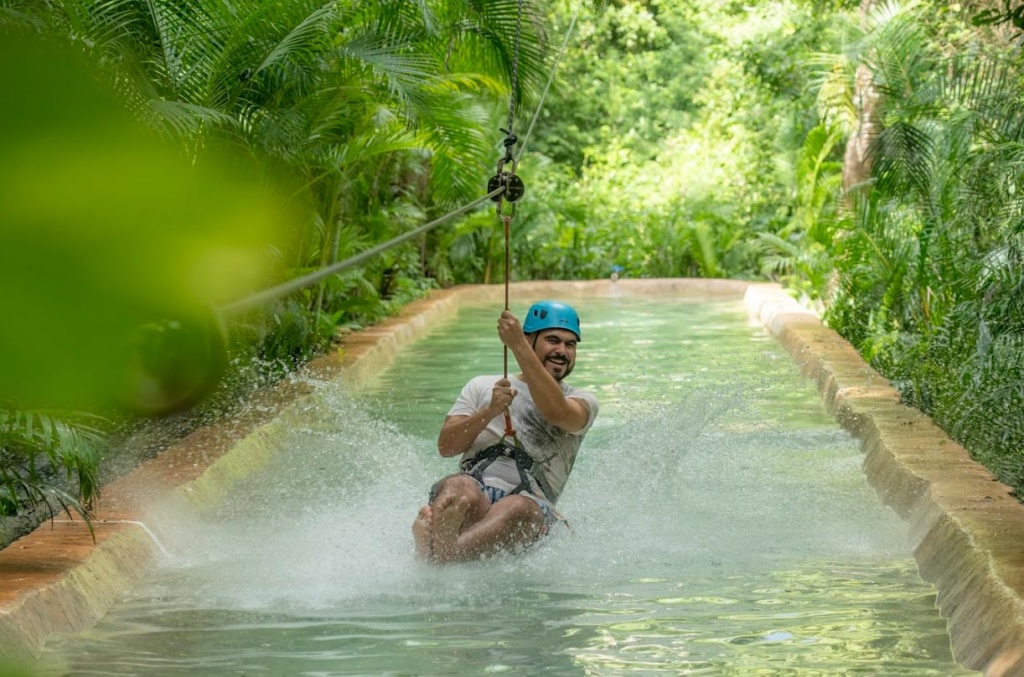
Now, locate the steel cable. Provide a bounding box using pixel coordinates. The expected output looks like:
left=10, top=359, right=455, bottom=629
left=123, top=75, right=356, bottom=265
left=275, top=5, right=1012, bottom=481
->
left=515, top=1, right=581, bottom=162
left=220, top=187, right=505, bottom=316
left=220, top=0, right=581, bottom=318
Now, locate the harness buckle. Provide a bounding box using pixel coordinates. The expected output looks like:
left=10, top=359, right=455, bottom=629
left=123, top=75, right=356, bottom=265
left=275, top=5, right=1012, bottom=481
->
left=462, top=441, right=536, bottom=474
left=461, top=440, right=556, bottom=503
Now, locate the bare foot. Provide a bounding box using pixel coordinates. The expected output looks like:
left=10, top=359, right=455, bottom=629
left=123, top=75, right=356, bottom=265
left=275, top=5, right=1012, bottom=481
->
left=412, top=505, right=433, bottom=561
left=432, top=495, right=469, bottom=563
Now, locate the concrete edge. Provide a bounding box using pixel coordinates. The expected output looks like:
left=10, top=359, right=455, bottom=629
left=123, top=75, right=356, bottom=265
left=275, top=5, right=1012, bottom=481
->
left=744, top=283, right=1024, bottom=677
left=0, top=282, right=490, bottom=662
left=0, top=524, right=153, bottom=663
left=2, top=278, right=1022, bottom=676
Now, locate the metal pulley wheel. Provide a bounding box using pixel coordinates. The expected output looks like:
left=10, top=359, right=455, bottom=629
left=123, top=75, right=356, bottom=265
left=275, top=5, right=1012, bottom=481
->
left=488, top=172, right=526, bottom=202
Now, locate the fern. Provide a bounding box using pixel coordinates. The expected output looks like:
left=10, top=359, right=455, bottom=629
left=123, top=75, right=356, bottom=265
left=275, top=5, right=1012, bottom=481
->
left=0, top=406, right=104, bottom=533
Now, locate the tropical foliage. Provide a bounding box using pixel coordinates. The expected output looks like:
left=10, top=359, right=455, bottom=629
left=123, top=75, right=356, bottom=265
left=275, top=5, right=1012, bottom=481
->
left=0, top=0, right=546, bottom=537
left=503, top=0, right=853, bottom=285
left=0, top=408, right=103, bottom=536
left=3, top=0, right=1024, bottom=537
left=813, top=1, right=1024, bottom=493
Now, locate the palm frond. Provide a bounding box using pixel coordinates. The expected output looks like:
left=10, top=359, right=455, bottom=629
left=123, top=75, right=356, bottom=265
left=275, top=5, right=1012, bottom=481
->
left=149, top=99, right=236, bottom=138
left=447, top=0, right=547, bottom=117
left=872, top=120, right=934, bottom=198
left=317, top=126, right=419, bottom=174
left=340, top=33, right=437, bottom=107
left=254, top=1, right=336, bottom=76
left=0, top=406, right=105, bottom=529
left=417, top=92, right=492, bottom=206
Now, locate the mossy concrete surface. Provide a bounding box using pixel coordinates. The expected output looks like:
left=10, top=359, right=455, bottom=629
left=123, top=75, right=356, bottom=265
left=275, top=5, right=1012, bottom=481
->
left=745, top=283, right=1024, bottom=677
left=1, top=279, right=1021, bottom=677
left=0, top=286, right=473, bottom=662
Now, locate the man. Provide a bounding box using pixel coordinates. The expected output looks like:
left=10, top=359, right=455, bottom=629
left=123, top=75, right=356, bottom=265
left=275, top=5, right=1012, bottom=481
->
left=412, top=300, right=599, bottom=563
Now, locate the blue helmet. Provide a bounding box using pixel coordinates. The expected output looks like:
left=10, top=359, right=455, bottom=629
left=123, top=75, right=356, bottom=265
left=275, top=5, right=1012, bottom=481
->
left=523, top=300, right=581, bottom=342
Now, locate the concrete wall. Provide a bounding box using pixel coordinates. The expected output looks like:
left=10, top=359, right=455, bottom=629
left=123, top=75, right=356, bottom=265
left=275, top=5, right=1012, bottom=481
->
left=1, top=279, right=1021, bottom=675
left=746, top=283, right=1024, bottom=676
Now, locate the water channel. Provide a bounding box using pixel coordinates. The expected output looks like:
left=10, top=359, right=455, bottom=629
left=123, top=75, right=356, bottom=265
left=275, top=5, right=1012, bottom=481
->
left=39, top=296, right=973, bottom=675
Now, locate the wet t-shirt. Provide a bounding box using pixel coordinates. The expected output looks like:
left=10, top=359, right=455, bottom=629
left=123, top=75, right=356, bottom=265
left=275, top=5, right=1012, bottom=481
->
left=446, top=375, right=599, bottom=503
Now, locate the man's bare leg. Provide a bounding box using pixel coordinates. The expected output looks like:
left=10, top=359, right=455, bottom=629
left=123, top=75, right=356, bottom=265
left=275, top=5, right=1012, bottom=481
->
left=413, top=474, right=491, bottom=563
left=444, top=495, right=544, bottom=562
left=412, top=505, right=434, bottom=560
left=432, top=494, right=470, bottom=562
left=413, top=475, right=544, bottom=564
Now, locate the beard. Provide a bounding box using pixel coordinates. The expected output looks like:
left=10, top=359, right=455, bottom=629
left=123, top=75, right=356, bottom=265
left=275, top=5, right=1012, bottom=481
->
left=545, top=357, right=574, bottom=381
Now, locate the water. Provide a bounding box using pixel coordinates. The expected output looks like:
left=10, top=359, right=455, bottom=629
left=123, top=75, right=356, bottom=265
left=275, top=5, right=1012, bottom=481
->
left=39, top=298, right=974, bottom=675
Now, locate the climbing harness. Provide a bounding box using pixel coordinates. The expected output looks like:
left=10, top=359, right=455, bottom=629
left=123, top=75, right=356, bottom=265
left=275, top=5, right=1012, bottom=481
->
left=461, top=440, right=556, bottom=503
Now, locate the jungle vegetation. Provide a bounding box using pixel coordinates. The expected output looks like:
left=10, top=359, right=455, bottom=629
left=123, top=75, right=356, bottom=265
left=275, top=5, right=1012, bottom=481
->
left=1, top=0, right=1023, bottom=541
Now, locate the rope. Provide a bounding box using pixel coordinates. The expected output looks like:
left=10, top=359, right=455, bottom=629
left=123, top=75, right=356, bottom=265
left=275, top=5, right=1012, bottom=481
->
left=220, top=187, right=505, bottom=316
left=501, top=214, right=515, bottom=439
left=498, top=0, right=524, bottom=441
left=495, top=0, right=580, bottom=441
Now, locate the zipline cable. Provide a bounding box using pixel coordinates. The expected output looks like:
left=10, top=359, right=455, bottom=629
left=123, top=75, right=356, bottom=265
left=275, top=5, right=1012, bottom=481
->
left=515, top=0, right=581, bottom=163
left=221, top=0, right=581, bottom=321
left=220, top=187, right=505, bottom=316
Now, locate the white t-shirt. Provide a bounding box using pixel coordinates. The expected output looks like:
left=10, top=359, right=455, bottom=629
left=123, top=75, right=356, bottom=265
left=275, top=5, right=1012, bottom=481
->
left=446, top=374, right=599, bottom=503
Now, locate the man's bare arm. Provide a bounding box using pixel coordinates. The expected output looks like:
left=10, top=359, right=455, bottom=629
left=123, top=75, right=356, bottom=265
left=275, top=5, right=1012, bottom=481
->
left=498, top=311, right=589, bottom=433
left=437, top=379, right=515, bottom=457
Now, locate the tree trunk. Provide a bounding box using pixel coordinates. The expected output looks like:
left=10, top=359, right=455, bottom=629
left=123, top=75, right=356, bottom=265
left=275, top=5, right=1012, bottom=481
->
left=312, top=179, right=342, bottom=320
left=842, top=0, right=881, bottom=202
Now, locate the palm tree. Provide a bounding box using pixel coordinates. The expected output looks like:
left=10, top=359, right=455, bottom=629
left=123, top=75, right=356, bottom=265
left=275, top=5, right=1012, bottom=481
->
left=0, top=407, right=103, bottom=535
left=0, top=0, right=550, bottom=531
left=69, top=0, right=544, bottom=236
left=824, top=0, right=1024, bottom=492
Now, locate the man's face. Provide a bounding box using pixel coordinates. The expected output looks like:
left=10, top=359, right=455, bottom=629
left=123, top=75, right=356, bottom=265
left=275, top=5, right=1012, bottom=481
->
left=532, top=329, right=578, bottom=381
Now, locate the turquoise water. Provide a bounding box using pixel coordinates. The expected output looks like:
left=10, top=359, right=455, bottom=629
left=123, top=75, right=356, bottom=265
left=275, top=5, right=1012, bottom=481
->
left=39, top=297, right=973, bottom=675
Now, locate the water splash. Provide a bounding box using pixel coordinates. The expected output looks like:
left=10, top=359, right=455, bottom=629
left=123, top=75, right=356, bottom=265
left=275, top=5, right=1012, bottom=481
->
left=40, top=299, right=973, bottom=676
left=137, top=379, right=906, bottom=614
